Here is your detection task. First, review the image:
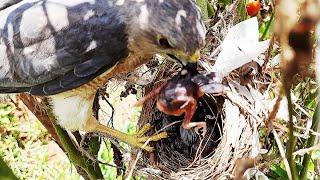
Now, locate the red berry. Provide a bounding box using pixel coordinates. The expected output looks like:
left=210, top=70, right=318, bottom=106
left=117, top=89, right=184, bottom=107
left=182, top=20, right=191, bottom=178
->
left=246, top=0, right=261, bottom=17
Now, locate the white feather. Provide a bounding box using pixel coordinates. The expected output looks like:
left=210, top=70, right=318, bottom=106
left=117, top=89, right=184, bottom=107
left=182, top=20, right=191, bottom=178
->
left=50, top=93, right=94, bottom=131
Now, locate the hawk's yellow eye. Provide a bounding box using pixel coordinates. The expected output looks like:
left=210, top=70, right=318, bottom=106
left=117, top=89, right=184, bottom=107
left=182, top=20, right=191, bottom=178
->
left=158, top=38, right=173, bottom=49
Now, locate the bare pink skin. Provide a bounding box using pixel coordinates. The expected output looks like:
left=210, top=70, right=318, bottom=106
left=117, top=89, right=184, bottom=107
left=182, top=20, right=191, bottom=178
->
left=136, top=72, right=207, bottom=136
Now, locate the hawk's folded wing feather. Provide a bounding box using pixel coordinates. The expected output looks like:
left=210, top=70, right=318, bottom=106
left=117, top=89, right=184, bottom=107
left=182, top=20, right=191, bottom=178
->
left=0, top=0, right=128, bottom=95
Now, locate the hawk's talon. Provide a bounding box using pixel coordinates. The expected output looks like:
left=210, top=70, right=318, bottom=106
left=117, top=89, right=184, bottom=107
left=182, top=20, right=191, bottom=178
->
left=135, top=143, right=154, bottom=152
left=136, top=123, right=152, bottom=136
left=137, top=132, right=168, bottom=143
left=133, top=124, right=168, bottom=151
left=123, top=131, right=167, bottom=152
left=92, top=121, right=167, bottom=152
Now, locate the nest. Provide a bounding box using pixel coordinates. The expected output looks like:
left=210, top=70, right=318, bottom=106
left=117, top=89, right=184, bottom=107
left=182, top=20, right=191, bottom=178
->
left=129, top=60, right=269, bottom=179
left=122, top=5, right=275, bottom=179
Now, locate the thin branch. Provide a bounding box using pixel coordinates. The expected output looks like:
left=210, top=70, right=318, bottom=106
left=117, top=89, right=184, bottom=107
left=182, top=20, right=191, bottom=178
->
left=124, top=139, right=152, bottom=180
left=273, top=129, right=293, bottom=180
left=284, top=87, right=298, bottom=180
left=18, top=94, right=63, bottom=147
left=294, top=144, right=320, bottom=156
left=19, top=94, right=103, bottom=180
left=51, top=119, right=102, bottom=180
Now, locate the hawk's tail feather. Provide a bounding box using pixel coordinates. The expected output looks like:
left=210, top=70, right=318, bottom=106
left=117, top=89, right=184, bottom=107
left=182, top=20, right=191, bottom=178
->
left=0, top=87, right=31, bottom=103
left=0, top=87, right=30, bottom=93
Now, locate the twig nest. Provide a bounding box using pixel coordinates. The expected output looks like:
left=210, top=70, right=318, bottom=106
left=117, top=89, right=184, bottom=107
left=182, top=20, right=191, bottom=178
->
left=132, top=13, right=272, bottom=180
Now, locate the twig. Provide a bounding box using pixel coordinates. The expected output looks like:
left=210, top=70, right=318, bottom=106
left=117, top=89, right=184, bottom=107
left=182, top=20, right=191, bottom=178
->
left=157, top=120, right=182, bottom=132
left=18, top=94, right=63, bottom=148
left=272, top=122, right=307, bottom=138
left=266, top=95, right=282, bottom=129
left=284, top=87, right=298, bottom=180
left=294, top=126, right=320, bottom=137
left=98, top=89, right=115, bottom=128
left=293, top=144, right=320, bottom=156
left=125, top=138, right=152, bottom=180
left=272, top=129, right=293, bottom=180
left=266, top=90, right=293, bottom=179
left=51, top=121, right=102, bottom=180
left=78, top=134, right=123, bottom=170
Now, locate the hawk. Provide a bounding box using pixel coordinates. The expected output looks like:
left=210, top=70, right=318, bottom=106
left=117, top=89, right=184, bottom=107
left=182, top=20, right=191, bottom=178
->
left=0, top=0, right=206, bottom=151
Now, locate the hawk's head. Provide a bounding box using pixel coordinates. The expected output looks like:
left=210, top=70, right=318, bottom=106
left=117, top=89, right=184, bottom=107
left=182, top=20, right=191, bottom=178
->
left=121, top=0, right=206, bottom=63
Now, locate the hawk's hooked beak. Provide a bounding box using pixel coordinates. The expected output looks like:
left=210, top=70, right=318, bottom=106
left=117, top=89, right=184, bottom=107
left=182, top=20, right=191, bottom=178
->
left=188, top=50, right=201, bottom=63
left=167, top=49, right=201, bottom=65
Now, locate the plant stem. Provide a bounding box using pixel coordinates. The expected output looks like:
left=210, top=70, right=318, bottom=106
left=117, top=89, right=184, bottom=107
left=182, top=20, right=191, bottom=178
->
left=300, top=103, right=320, bottom=179
left=0, top=157, right=18, bottom=180
left=87, top=136, right=102, bottom=174
left=284, top=87, right=299, bottom=180
left=44, top=101, right=103, bottom=180
left=261, top=13, right=274, bottom=40
left=52, top=123, right=102, bottom=180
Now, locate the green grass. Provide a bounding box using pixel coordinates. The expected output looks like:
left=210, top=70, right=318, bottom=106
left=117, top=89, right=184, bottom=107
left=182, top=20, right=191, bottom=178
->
left=99, top=141, right=121, bottom=180
left=0, top=103, right=80, bottom=179
left=0, top=82, right=142, bottom=179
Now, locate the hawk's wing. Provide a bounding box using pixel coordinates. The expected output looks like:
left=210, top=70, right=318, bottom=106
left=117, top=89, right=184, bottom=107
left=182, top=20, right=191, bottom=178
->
left=0, top=0, right=128, bottom=95
left=0, top=0, right=20, bottom=11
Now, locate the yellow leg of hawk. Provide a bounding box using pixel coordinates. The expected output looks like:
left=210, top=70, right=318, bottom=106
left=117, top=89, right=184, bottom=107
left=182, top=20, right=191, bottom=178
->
left=85, top=117, right=167, bottom=151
